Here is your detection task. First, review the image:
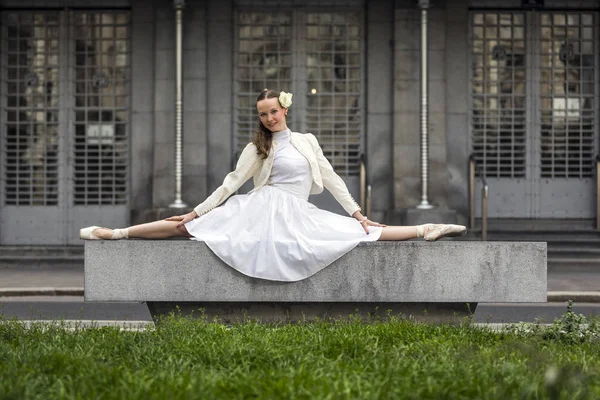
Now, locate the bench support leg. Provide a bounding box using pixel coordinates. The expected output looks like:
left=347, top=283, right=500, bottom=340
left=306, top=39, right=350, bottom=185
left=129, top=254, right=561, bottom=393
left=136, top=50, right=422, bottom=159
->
left=146, top=302, right=478, bottom=324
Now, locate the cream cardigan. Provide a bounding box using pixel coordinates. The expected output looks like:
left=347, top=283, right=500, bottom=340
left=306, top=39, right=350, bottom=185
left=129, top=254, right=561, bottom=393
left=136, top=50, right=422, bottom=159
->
left=193, top=132, right=361, bottom=217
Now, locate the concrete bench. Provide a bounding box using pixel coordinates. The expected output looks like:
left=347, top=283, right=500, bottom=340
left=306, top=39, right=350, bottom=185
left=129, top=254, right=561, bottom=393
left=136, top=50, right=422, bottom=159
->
left=84, top=240, right=547, bottom=323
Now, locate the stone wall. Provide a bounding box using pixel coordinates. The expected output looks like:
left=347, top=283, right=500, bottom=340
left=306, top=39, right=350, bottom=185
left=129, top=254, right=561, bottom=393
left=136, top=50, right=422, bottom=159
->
left=366, top=0, right=395, bottom=222
left=445, top=0, right=470, bottom=222
left=130, top=0, right=155, bottom=215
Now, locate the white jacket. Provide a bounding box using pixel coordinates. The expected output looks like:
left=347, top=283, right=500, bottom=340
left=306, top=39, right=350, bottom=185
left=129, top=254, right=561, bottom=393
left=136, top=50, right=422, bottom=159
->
left=193, top=131, right=361, bottom=217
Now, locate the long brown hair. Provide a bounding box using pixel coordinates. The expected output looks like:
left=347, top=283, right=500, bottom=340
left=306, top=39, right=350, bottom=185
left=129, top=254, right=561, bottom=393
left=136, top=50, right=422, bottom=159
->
left=252, top=89, right=280, bottom=159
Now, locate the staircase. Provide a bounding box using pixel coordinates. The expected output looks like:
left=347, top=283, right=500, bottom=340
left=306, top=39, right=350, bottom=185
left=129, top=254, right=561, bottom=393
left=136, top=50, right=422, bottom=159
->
left=466, top=219, right=600, bottom=270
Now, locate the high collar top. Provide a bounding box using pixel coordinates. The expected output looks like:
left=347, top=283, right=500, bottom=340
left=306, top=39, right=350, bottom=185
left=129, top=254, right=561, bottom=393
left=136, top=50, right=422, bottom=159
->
left=272, top=128, right=291, bottom=145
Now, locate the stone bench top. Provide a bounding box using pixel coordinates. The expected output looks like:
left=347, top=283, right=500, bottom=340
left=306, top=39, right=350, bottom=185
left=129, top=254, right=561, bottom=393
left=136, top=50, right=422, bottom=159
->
left=84, top=240, right=547, bottom=303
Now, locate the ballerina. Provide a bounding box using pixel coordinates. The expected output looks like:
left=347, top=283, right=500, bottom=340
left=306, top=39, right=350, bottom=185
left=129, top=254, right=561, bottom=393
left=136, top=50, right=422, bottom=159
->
left=81, top=89, right=466, bottom=281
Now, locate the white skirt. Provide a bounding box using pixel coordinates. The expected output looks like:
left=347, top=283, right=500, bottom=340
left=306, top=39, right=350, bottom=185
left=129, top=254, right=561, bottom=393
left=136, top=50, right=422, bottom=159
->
left=185, top=185, right=382, bottom=282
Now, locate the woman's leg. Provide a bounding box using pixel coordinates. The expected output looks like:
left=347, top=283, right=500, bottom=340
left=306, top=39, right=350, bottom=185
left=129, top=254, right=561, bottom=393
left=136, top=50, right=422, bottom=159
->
left=91, top=220, right=191, bottom=239
left=377, top=226, right=418, bottom=241
left=377, top=224, right=466, bottom=241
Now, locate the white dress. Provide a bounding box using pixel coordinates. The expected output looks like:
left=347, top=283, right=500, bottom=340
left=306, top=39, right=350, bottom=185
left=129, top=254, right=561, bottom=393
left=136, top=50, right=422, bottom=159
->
left=185, top=128, right=382, bottom=281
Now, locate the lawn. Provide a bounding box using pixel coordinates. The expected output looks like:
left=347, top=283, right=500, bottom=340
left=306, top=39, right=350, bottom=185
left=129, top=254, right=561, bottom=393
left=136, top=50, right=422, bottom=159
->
left=1, top=306, right=599, bottom=399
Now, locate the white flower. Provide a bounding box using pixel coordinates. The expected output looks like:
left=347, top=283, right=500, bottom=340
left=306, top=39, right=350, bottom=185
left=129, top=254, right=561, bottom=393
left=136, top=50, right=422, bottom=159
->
left=544, top=365, right=559, bottom=385
left=278, top=91, right=293, bottom=108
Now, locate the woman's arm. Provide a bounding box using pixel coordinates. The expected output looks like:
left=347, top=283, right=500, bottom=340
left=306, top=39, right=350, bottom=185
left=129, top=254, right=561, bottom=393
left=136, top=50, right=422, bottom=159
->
left=170, top=143, right=261, bottom=227
left=307, top=134, right=385, bottom=233
left=308, top=134, right=362, bottom=217
left=193, top=143, right=261, bottom=217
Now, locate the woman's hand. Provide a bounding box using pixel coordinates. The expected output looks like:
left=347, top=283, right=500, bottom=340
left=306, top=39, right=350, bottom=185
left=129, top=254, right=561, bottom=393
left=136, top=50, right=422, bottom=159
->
left=352, top=212, right=386, bottom=234
left=359, top=217, right=386, bottom=234
left=165, top=211, right=198, bottom=228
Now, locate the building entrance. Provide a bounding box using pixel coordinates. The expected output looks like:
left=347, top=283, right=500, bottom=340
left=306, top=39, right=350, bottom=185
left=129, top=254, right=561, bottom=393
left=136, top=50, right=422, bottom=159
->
left=471, top=10, right=598, bottom=218
left=0, top=10, right=131, bottom=244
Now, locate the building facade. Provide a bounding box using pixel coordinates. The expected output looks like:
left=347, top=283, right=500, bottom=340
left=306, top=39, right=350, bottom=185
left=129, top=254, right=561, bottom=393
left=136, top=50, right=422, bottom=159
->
left=0, top=0, right=598, bottom=245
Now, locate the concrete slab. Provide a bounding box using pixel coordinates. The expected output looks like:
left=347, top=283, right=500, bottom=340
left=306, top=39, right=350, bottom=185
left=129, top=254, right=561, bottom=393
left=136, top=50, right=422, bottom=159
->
left=84, top=240, right=547, bottom=303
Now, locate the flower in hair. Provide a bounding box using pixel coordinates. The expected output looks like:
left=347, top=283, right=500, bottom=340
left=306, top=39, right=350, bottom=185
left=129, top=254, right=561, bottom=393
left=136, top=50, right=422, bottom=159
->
left=278, top=91, right=293, bottom=108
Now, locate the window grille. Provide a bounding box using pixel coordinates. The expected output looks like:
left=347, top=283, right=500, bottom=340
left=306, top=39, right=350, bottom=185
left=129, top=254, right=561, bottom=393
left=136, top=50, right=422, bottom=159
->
left=539, top=12, right=596, bottom=178
left=535, top=0, right=600, bottom=7
left=470, top=12, right=527, bottom=178
left=73, top=11, right=130, bottom=205
left=236, top=0, right=364, bottom=7
left=306, top=12, right=362, bottom=176
left=2, top=12, right=60, bottom=206
left=234, top=12, right=293, bottom=157
left=470, top=0, right=600, bottom=7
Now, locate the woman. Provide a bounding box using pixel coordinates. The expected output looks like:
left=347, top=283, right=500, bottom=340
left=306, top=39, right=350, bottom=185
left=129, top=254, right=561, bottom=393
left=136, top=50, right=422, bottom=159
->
left=81, top=89, right=466, bottom=281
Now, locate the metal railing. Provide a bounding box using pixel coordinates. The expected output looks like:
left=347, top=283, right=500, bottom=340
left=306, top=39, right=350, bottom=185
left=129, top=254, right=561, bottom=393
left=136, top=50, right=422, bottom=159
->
left=597, top=154, right=600, bottom=231
left=469, top=155, right=488, bottom=241
left=360, top=153, right=372, bottom=218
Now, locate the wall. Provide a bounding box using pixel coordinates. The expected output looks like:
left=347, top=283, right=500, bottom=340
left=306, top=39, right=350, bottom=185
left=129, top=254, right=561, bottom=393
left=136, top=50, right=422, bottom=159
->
left=130, top=0, right=155, bottom=217
left=366, top=0, right=394, bottom=222
left=445, top=0, right=470, bottom=222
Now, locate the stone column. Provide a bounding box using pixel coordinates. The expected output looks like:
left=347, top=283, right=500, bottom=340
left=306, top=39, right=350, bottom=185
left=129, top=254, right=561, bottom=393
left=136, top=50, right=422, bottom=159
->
left=366, top=0, right=394, bottom=222
left=130, top=0, right=155, bottom=224
left=170, top=0, right=188, bottom=208
left=417, top=0, right=433, bottom=210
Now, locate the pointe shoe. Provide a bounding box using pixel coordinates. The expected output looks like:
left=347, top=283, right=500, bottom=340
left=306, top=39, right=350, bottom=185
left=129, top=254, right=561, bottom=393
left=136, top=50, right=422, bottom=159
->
left=79, top=226, right=129, bottom=240
left=79, top=226, right=103, bottom=240
left=423, top=224, right=467, bottom=241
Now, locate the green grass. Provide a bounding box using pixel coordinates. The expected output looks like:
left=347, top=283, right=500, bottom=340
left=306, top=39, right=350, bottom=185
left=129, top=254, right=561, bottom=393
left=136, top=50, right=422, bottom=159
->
left=1, top=310, right=600, bottom=400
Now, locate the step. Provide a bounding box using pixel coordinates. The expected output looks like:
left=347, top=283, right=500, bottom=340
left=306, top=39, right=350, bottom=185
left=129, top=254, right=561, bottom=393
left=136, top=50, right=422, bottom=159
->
left=467, top=232, right=600, bottom=244
left=0, top=246, right=83, bottom=268
left=548, top=247, right=600, bottom=255
left=471, top=218, right=597, bottom=232
left=0, top=246, right=83, bottom=257
left=548, top=257, right=600, bottom=265
left=471, top=232, right=600, bottom=240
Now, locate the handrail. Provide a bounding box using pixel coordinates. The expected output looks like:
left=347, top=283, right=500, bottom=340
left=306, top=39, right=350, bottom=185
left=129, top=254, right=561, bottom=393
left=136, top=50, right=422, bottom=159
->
left=597, top=154, right=600, bottom=231
left=359, top=153, right=372, bottom=219
left=469, top=154, right=489, bottom=241
left=360, top=153, right=366, bottom=216
left=367, top=185, right=372, bottom=219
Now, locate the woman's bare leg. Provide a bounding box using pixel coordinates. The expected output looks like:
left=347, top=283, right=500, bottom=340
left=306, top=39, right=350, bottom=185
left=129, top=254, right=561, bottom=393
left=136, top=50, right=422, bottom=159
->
left=377, top=223, right=466, bottom=241
left=377, top=226, right=419, bottom=241
left=129, top=220, right=191, bottom=238
left=92, top=220, right=191, bottom=239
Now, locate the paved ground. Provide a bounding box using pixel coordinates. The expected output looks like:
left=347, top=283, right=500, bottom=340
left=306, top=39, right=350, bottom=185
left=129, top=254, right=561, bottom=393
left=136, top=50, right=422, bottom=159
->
left=0, top=266, right=83, bottom=289
left=2, top=296, right=600, bottom=323
left=547, top=264, right=600, bottom=291
left=0, top=296, right=152, bottom=321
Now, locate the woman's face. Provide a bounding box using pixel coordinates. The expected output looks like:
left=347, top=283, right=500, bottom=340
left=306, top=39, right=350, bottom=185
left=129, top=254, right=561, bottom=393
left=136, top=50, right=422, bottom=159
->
left=257, top=97, right=287, bottom=132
